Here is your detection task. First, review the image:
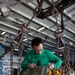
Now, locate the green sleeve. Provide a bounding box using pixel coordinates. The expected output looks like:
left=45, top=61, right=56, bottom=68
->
left=21, top=53, right=29, bottom=70
left=47, top=50, right=62, bottom=69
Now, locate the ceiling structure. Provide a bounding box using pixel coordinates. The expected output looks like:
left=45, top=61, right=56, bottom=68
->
left=0, top=0, right=75, bottom=60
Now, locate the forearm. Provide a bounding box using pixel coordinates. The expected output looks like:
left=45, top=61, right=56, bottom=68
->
left=47, top=51, right=62, bottom=69
left=54, top=58, right=62, bottom=69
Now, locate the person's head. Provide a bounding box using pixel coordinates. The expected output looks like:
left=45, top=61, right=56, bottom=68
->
left=31, top=37, right=43, bottom=54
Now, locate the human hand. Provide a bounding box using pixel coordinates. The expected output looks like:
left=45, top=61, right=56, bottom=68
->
left=48, top=63, right=54, bottom=70
left=28, top=63, right=36, bottom=69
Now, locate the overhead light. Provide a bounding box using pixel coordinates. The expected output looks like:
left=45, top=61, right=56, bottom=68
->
left=23, top=38, right=28, bottom=41
left=64, top=10, right=67, bottom=13
left=52, top=52, right=55, bottom=53
left=72, top=61, right=74, bottom=65
left=60, top=54, right=63, bottom=56
left=68, top=14, right=71, bottom=18
left=1, top=31, right=6, bottom=35
left=14, top=49, right=19, bottom=51
left=38, top=27, right=45, bottom=31
left=70, top=42, right=73, bottom=45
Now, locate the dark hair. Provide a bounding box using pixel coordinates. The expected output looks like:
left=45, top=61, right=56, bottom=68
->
left=31, top=37, right=43, bottom=47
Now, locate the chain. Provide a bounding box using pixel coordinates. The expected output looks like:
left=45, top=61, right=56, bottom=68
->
left=9, top=3, right=44, bottom=75
left=51, top=1, right=71, bottom=75
left=27, top=0, right=43, bottom=26
left=51, top=0, right=60, bottom=50
left=17, top=33, right=23, bottom=75
left=62, top=47, right=71, bottom=75
left=52, top=0, right=59, bottom=18
left=10, top=44, right=14, bottom=75
left=17, top=7, right=43, bottom=74
left=17, top=23, right=31, bottom=75
left=27, top=5, right=42, bottom=27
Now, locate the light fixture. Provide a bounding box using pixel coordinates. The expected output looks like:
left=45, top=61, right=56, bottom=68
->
left=52, top=52, right=55, bottom=53
left=70, top=42, right=73, bottom=45
left=1, top=31, right=6, bottom=35
left=14, top=48, right=19, bottom=51
left=38, top=27, right=45, bottom=31
left=23, top=38, right=28, bottom=41
left=59, top=54, right=63, bottom=56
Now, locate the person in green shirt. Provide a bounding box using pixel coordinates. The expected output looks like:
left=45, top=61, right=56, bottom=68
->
left=21, top=37, right=62, bottom=70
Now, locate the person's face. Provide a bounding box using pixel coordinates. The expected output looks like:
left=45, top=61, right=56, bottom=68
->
left=33, top=43, right=43, bottom=54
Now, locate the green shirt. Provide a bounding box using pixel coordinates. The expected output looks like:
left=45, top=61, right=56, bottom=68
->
left=21, top=49, right=62, bottom=70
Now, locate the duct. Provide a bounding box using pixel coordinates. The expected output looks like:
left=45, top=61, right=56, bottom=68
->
left=64, top=35, right=75, bottom=42
left=0, top=24, right=17, bottom=35
left=0, top=21, right=20, bottom=30
left=65, top=27, right=75, bottom=34
left=0, top=28, right=15, bottom=35
left=7, top=17, right=22, bottom=24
